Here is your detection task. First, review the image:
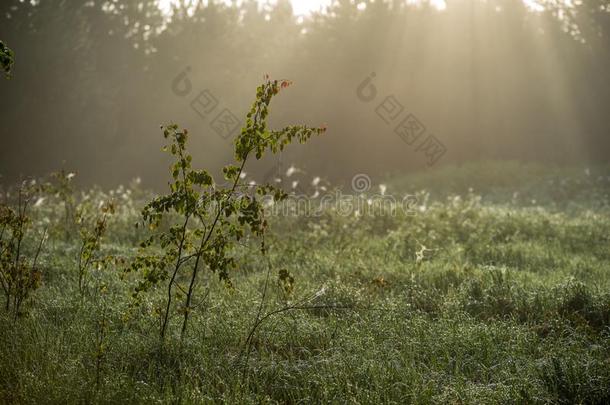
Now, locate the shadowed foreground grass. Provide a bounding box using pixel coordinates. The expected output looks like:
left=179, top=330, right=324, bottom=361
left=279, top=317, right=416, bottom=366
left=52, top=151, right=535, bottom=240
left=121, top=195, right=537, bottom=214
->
left=1, top=161, right=609, bottom=404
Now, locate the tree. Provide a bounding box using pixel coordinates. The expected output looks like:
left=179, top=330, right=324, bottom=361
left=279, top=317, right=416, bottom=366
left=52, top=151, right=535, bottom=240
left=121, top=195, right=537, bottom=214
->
left=0, top=40, right=14, bottom=78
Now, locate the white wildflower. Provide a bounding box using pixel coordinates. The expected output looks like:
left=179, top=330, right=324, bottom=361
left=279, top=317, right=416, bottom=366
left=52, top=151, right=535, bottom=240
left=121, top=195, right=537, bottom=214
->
left=34, top=197, right=45, bottom=207
left=379, top=184, right=387, bottom=195
left=312, top=287, right=327, bottom=299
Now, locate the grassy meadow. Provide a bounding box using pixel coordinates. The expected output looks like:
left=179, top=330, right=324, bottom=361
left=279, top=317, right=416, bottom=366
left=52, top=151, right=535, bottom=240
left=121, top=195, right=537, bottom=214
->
left=1, top=161, right=610, bottom=404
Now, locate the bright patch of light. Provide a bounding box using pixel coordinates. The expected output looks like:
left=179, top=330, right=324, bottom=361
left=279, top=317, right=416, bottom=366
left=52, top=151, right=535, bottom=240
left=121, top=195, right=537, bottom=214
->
left=290, top=0, right=332, bottom=15
left=522, top=0, right=577, bottom=13
left=406, top=0, right=446, bottom=11
left=522, top=0, right=545, bottom=12
left=158, top=0, right=333, bottom=16
left=158, top=0, right=577, bottom=16
left=430, top=0, right=447, bottom=11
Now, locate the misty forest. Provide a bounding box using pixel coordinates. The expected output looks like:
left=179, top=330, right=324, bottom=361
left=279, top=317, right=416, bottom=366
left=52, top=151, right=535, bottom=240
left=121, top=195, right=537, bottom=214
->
left=1, top=0, right=610, bottom=403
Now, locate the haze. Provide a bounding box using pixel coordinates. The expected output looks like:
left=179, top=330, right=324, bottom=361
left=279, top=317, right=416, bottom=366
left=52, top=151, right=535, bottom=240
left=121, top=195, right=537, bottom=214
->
left=1, top=0, right=608, bottom=188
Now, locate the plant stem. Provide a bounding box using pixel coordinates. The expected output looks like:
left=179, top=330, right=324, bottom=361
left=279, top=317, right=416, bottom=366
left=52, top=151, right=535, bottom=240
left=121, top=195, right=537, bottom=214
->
left=160, top=213, right=190, bottom=342
left=180, top=158, right=247, bottom=341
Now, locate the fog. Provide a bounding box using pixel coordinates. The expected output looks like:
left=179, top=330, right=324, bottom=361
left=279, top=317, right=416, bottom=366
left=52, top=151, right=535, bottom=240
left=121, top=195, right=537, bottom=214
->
left=1, top=0, right=609, bottom=189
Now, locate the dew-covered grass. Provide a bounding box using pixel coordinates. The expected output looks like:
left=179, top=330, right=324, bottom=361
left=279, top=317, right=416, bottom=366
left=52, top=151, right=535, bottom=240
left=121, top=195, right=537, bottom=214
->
left=1, top=161, right=609, bottom=404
